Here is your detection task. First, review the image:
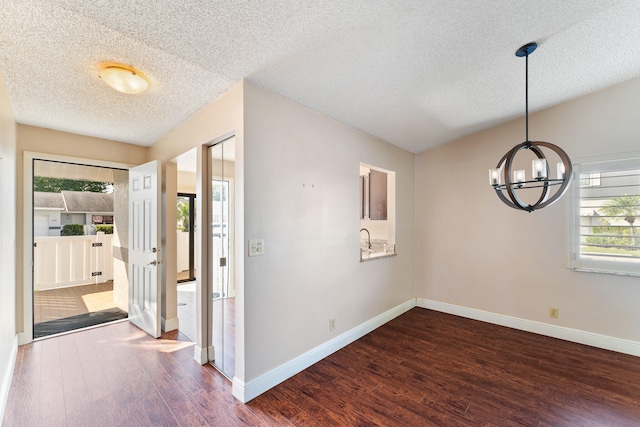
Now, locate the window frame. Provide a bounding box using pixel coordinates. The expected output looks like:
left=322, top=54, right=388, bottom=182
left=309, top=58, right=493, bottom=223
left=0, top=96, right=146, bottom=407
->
left=569, top=151, right=640, bottom=277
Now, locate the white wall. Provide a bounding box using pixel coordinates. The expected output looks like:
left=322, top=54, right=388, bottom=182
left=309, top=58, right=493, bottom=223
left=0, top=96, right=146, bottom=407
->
left=177, top=170, right=196, bottom=194
left=148, top=81, right=244, bottom=367
left=415, top=76, right=640, bottom=346
left=150, top=81, right=415, bottom=400
left=0, top=68, right=17, bottom=421
left=162, top=161, right=178, bottom=331
left=242, top=82, right=415, bottom=382
left=112, top=169, right=129, bottom=312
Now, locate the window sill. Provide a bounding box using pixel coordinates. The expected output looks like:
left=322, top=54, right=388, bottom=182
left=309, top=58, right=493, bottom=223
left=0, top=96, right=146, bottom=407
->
left=360, top=251, right=397, bottom=262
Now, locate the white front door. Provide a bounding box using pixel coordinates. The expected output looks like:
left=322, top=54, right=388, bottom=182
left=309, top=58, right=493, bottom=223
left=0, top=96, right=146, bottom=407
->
left=128, top=160, right=161, bottom=338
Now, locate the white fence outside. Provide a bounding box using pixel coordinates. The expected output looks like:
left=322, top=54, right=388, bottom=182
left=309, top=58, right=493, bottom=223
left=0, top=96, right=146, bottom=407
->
left=34, top=232, right=114, bottom=291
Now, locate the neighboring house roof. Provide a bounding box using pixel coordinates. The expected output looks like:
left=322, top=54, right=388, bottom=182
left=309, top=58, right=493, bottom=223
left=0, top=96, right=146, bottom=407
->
left=61, top=191, right=113, bottom=213
left=33, top=192, right=65, bottom=210
left=33, top=191, right=113, bottom=213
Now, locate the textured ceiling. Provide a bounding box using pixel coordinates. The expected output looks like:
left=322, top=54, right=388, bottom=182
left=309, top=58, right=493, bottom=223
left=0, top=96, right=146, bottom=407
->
left=1, top=1, right=640, bottom=153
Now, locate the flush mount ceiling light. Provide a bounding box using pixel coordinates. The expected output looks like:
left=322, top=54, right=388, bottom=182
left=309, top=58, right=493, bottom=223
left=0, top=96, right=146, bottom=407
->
left=98, top=63, right=149, bottom=94
left=489, top=42, right=573, bottom=213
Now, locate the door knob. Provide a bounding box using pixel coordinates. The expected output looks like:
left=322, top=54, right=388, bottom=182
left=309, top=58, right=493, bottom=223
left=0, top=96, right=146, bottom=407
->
left=148, top=260, right=159, bottom=266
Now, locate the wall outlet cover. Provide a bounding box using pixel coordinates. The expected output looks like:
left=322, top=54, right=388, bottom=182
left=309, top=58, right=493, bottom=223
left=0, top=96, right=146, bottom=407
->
left=248, top=239, right=264, bottom=257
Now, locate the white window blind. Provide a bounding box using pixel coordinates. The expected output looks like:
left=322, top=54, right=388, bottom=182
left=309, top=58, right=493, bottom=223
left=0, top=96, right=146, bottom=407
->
left=570, top=153, right=640, bottom=276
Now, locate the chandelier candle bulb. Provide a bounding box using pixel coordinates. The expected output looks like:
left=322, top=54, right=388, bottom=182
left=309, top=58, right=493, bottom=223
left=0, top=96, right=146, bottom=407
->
left=557, top=162, right=565, bottom=180
left=513, top=170, right=526, bottom=185
left=489, top=168, right=501, bottom=186
left=532, top=158, right=547, bottom=180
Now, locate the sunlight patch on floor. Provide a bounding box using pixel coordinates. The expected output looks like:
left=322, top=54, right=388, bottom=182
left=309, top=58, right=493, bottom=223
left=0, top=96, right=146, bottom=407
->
left=81, top=290, right=117, bottom=312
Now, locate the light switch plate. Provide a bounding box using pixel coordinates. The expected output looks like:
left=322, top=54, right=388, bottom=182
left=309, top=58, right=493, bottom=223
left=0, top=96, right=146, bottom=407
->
left=248, top=239, right=264, bottom=257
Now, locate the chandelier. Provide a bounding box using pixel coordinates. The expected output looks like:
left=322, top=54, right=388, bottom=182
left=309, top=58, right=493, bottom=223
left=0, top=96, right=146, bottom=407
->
left=489, top=42, right=573, bottom=212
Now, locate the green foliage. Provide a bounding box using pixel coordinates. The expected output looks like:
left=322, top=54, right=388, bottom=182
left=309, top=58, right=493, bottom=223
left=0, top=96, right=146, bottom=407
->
left=599, top=194, right=640, bottom=226
left=95, top=225, right=113, bottom=234
left=585, top=226, right=632, bottom=247
left=34, top=177, right=111, bottom=193
left=177, top=200, right=189, bottom=231
left=597, top=194, right=640, bottom=249
left=61, top=224, right=84, bottom=236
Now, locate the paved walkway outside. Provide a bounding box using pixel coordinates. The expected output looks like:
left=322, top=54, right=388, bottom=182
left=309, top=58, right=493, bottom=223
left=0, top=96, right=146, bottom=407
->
left=34, top=281, right=119, bottom=325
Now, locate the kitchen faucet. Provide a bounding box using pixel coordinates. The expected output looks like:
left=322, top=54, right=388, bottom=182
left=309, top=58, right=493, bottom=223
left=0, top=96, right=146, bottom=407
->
left=360, top=228, right=371, bottom=249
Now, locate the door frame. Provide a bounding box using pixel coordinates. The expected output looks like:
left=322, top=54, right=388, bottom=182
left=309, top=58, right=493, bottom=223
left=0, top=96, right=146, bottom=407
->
left=177, top=192, right=196, bottom=283
left=191, top=132, right=239, bottom=365
left=21, top=151, right=135, bottom=345
left=206, top=136, right=238, bottom=378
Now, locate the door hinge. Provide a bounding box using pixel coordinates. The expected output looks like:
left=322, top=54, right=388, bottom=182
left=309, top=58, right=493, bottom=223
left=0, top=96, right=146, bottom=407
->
left=219, top=257, right=227, bottom=267
left=91, top=271, right=103, bottom=277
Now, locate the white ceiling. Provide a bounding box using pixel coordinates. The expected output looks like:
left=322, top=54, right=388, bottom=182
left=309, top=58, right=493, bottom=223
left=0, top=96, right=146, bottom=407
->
left=1, top=1, right=640, bottom=154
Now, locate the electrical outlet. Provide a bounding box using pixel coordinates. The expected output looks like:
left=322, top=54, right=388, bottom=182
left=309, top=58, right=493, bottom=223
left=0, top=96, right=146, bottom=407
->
left=329, top=318, right=336, bottom=332
left=549, top=307, right=559, bottom=319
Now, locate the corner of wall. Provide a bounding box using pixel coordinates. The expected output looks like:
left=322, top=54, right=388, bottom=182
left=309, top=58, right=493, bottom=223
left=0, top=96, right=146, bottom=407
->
left=0, top=336, right=18, bottom=422
left=0, top=67, right=18, bottom=425
left=417, top=299, right=640, bottom=357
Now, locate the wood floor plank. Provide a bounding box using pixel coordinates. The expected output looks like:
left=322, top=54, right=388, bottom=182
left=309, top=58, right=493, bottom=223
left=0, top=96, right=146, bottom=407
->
left=246, top=391, right=299, bottom=426
left=271, top=384, right=351, bottom=426
left=5, top=308, right=640, bottom=426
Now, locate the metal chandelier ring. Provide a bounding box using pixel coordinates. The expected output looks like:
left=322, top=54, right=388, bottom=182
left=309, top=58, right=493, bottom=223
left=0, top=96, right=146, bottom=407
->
left=494, top=141, right=573, bottom=212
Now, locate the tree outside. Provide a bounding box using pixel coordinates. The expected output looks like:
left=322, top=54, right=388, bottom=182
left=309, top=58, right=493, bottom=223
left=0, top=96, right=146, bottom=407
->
left=599, top=194, right=640, bottom=248
left=585, top=194, right=640, bottom=256
left=34, top=176, right=111, bottom=193
left=177, top=200, right=190, bottom=232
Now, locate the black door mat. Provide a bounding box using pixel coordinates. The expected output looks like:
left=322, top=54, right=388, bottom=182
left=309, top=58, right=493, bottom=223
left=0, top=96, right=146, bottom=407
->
left=34, top=307, right=128, bottom=338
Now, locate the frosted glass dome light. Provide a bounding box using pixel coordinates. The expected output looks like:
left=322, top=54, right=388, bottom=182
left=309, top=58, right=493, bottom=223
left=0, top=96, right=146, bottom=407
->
left=99, top=64, right=149, bottom=94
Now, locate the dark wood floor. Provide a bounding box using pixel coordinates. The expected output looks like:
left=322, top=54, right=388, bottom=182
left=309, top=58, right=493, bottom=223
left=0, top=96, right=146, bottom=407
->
left=4, top=308, right=640, bottom=426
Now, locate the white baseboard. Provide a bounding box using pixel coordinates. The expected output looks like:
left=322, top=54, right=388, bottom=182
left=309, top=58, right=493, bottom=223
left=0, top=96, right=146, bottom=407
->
left=17, top=331, right=31, bottom=346
left=0, top=335, right=18, bottom=423
left=162, top=317, right=179, bottom=332
left=194, top=345, right=213, bottom=365
left=417, top=298, right=640, bottom=357
left=232, top=298, right=417, bottom=403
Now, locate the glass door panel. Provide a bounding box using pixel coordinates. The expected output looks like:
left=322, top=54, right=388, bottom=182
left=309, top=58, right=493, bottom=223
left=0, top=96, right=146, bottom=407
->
left=209, top=137, right=235, bottom=378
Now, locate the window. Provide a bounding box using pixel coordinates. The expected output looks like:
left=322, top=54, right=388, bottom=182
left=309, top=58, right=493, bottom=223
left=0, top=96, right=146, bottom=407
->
left=92, top=215, right=113, bottom=224
left=570, top=152, right=640, bottom=276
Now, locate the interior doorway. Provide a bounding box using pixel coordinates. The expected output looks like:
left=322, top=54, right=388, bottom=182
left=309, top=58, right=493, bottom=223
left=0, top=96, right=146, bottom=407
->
left=177, top=193, right=196, bottom=283
left=174, top=149, right=198, bottom=342
left=32, top=159, right=129, bottom=338
left=209, top=136, right=235, bottom=378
